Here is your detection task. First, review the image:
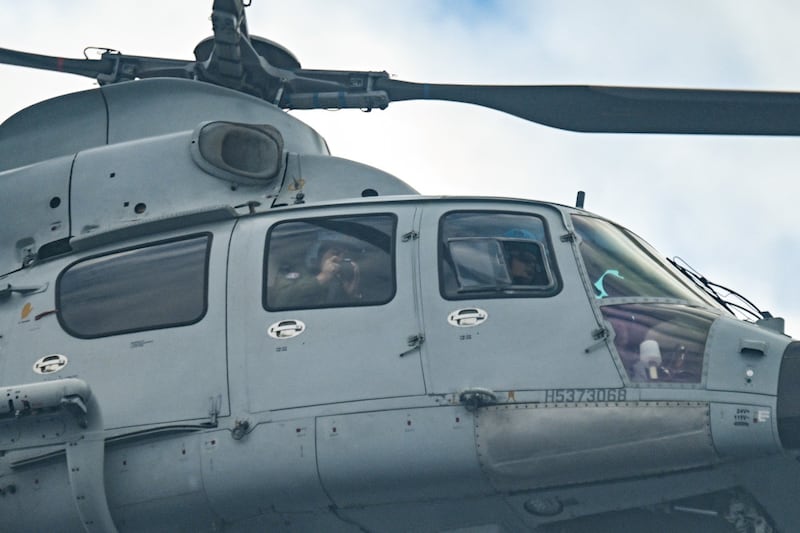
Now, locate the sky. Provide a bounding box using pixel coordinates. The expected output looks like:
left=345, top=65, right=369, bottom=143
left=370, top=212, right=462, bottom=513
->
left=1, top=1, right=798, bottom=338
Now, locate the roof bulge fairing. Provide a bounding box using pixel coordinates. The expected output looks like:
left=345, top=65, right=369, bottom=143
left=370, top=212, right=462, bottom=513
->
left=0, top=78, right=330, bottom=172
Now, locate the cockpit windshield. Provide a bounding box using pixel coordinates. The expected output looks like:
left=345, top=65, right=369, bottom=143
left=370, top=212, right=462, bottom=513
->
left=571, top=215, right=720, bottom=309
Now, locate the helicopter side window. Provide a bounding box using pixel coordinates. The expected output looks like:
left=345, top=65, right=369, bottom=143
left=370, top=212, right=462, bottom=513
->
left=601, top=304, right=715, bottom=384
left=439, top=211, right=559, bottom=299
left=264, top=214, right=396, bottom=310
left=57, top=234, right=211, bottom=338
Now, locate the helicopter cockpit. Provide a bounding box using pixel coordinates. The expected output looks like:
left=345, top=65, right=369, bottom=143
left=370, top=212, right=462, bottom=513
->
left=572, top=214, right=725, bottom=384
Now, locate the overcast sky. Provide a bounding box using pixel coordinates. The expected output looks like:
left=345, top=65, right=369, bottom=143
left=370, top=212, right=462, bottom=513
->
left=1, top=1, right=798, bottom=337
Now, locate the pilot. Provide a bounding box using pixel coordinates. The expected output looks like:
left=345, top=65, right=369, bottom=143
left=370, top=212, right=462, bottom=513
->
left=507, top=245, right=545, bottom=285
left=502, top=229, right=547, bottom=286
left=270, top=235, right=362, bottom=308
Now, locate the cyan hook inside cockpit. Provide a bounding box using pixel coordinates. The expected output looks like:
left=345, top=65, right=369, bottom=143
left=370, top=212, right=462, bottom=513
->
left=594, top=269, right=624, bottom=299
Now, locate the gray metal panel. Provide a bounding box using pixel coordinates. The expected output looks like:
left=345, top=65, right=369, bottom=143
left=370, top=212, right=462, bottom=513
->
left=504, top=467, right=740, bottom=530
left=0, top=261, right=65, bottom=391
left=0, top=155, right=72, bottom=275
left=705, top=316, right=789, bottom=395
left=69, top=132, right=276, bottom=239
left=201, top=421, right=330, bottom=520
left=475, top=402, right=716, bottom=491
left=0, top=453, right=86, bottom=532
left=222, top=512, right=362, bottom=533
left=417, top=202, right=624, bottom=394
left=0, top=88, right=107, bottom=172
left=0, top=79, right=330, bottom=173
left=0, top=222, right=233, bottom=429
left=106, top=433, right=221, bottom=533
left=103, top=79, right=328, bottom=155
left=109, top=492, right=219, bottom=533
left=283, top=154, right=419, bottom=205
left=334, top=498, right=528, bottom=533
left=709, top=402, right=780, bottom=458
left=105, top=432, right=210, bottom=515
left=70, top=206, right=238, bottom=253
left=316, top=407, right=491, bottom=507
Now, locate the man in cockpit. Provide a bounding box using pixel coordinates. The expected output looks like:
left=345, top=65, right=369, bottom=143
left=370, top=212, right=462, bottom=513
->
left=505, top=243, right=548, bottom=286
left=270, top=238, right=362, bottom=308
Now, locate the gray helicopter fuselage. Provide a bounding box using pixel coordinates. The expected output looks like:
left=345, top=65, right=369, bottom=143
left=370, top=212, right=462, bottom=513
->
left=1, top=79, right=798, bottom=532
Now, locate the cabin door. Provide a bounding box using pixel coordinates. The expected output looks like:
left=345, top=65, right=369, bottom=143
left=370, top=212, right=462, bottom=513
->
left=416, top=201, right=623, bottom=399
left=1, top=222, right=234, bottom=430
left=228, top=206, right=426, bottom=412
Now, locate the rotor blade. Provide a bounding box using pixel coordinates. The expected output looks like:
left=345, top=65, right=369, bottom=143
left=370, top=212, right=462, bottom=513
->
left=375, top=79, right=800, bottom=135
left=0, top=46, right=196, bottom=85
left=0, top=47, right=114, bottom=79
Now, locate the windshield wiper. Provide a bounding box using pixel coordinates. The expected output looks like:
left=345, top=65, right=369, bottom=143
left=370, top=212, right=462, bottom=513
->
left=668, top=257, right=767, bottom=321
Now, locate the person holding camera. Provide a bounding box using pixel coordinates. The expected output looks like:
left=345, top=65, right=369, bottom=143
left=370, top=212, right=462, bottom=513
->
left=271, top=237, right=362, bottom=308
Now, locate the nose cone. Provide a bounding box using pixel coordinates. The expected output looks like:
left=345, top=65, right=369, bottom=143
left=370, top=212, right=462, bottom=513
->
left=778, top=341, right=800, bottom=448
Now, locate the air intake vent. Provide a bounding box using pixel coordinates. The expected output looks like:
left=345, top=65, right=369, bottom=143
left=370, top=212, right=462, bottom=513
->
left=191, top=121, right=284, bottom=185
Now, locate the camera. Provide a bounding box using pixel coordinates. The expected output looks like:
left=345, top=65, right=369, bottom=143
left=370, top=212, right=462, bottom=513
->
left=339, top=258, right=355, bottom=281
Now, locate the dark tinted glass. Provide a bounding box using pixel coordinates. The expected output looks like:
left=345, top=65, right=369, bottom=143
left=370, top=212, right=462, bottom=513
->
left=265, top=214, right=396, bottom=310
left=440, top=211, right=558, bottom=299
left=58, top=235, right=210, bottom=338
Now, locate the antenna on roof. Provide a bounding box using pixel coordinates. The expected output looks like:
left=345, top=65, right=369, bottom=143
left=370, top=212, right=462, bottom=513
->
left=575, top=190, right=586, bottom=208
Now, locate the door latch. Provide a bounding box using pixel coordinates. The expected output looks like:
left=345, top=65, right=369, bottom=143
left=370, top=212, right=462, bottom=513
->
left=401, top=230, right=419, bottom=242
left=0, top=282, right=49, bottom=301
left=459, top=387, right=497, bottom=411
left=399, top=334, right=424, bottom=357
left=584, top=326, right=609, bottom=353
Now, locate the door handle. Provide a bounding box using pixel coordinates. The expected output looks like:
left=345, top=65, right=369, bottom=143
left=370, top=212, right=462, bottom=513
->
left=267, top=319, right=306, bottom=339
left=33, top=353, right=69, bottom=375
left=448, top=308, right=488, bottom=327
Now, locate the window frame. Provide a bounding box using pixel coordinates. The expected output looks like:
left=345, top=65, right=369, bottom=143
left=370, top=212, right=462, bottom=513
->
left=56, top=233, right=212, bottom=339
left=262, top=213, right=398, bottom=311
left=438, top=210, right=562, bottom=301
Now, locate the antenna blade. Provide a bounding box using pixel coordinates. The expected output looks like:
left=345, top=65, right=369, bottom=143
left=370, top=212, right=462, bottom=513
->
left=377, top=80, right=800, bottom=135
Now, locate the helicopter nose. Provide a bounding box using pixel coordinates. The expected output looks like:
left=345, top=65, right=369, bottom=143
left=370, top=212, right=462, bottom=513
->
left=777, top=341, right=800, bottom=449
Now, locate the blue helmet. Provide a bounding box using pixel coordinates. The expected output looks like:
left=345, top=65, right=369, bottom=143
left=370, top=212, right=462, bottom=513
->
left=503, top=228, right=537, bottom=240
